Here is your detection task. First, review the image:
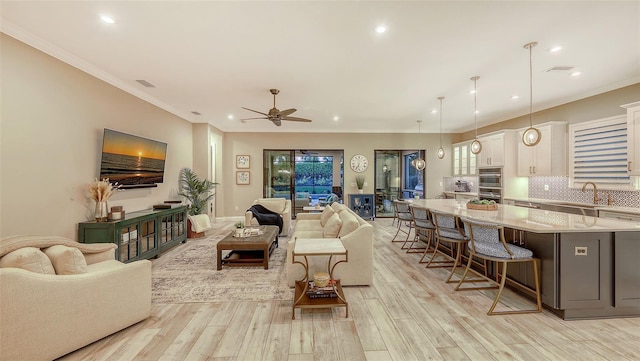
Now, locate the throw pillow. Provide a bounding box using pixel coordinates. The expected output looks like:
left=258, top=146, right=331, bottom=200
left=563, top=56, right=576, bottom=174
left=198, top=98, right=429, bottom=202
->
left=323, top=213, right=343, bottom=238
left=0, top=247, right=55, bottom=274
left=338, top=211, right=360, bottom=237
left=257, top=198, right=286, bottom=214
left=320, top=206, right=335, bottom=227
left=44, top=245, right=88, bottom=275
left=331, top=202, right=347, bottom=213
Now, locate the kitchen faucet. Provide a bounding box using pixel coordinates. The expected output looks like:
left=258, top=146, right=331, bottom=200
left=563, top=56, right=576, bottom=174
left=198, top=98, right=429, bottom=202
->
left=581, top=182, right=600, bottom=204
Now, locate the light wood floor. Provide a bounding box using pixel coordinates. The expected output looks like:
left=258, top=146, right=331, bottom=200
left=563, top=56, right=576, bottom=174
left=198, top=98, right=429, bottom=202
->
left=59, top=218, right=640, bottom=361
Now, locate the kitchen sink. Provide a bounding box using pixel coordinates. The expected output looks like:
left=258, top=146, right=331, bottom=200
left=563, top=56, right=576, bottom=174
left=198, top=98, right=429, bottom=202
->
left=537, top=202, right=598, bottom=216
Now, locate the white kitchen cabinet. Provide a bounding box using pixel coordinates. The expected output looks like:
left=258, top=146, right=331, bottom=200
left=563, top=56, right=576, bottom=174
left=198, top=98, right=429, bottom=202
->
left=477, top=133, right=504, bottom=167
left=622, top=101, right=640, bottom=176
left=517, top=122, right=567, bottom=176
left=452, top=141, right=476, bottom=175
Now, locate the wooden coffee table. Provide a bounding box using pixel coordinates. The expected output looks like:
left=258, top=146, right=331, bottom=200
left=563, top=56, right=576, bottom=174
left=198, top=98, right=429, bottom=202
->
left=216, top=225, right=279, bottom=270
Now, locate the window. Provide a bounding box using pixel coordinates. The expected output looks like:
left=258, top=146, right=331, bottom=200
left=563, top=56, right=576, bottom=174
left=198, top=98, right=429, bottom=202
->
left=294, top=155, right=333, bottom=196
left=569, top=115, right=630, bottom=188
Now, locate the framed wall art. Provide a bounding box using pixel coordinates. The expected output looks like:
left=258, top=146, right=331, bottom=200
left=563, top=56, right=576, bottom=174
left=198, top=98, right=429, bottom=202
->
left=236, top=171, right=250, bottom=185
left=236, top=155, right=250, bottom=169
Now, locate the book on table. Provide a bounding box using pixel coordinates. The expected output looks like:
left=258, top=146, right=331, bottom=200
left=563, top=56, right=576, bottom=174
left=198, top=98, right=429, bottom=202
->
left=306, top=280, right=338, bottom=299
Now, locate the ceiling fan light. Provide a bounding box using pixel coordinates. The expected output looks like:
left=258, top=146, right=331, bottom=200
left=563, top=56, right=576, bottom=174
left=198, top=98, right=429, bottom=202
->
left=471, top=139, right=482, bottom=154
left=523, top=127, right=542, bottom=146
left=437, top=147, right=445, bottom=159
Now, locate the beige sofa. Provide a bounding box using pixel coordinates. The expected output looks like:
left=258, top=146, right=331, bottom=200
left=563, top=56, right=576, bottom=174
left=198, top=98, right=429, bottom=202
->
left=287, top=202, right=373, bottom=287
left=245, top=198, right=292, bottom=236
left=0, top=235, right=151, bottom=361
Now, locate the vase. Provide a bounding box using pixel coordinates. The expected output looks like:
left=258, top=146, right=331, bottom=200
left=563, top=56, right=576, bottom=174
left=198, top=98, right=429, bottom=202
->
left=358, top=189, right=364, bottom=194
left=95, top=201, right=108, bottom=222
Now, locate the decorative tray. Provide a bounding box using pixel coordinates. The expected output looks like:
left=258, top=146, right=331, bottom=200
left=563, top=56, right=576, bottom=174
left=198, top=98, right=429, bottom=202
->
left=466, top=203, right=498, bottom=211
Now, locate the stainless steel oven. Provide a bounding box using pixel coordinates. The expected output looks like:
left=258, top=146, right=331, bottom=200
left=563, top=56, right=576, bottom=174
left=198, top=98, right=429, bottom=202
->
left=478, top=167, right=503, bottom=203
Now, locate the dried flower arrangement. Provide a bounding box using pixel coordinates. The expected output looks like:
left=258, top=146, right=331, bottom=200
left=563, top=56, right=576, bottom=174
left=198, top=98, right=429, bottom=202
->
left=88, top=178, right=121, bottom=202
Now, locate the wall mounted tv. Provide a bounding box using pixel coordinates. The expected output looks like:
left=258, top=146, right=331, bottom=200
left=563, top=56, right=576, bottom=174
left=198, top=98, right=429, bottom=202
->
left=99, top=129, right=167, bottom=188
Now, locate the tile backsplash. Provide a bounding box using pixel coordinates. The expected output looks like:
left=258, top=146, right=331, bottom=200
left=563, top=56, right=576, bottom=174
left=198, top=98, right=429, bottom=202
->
left=528, top=176, right=640, bottom=208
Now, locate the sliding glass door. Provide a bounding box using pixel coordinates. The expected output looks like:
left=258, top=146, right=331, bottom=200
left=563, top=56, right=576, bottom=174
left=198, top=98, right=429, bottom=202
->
left=374, top=149, right=425, bottom=217
left=264, top=150, right=344, bottom=217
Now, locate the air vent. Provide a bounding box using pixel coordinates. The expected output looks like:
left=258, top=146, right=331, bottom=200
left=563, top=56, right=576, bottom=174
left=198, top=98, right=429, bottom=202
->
left=135, top=79, right=156, bottom=88
left=191, top=111, right=202, bottom=115
left=546, top=66, right=574, bottom=72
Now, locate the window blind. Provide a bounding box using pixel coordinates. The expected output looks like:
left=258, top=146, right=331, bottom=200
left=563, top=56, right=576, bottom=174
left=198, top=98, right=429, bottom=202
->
left=570, top=115, right=629, bottom=187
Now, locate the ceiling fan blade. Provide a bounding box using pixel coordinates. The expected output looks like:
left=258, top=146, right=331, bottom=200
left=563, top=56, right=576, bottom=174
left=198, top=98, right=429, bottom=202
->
left=282, top=116, right=312, bottom=122
left=277, top=108, right=297, bottom=117
left=241, top=107, right=269, bottom=116
left=240, top=117, right=269, bottom=121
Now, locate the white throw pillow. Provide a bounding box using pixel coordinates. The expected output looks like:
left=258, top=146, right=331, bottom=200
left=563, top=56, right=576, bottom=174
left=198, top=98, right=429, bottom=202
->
left=0, top=247, right=55, bottom=274
left=257, top=198, right=286, bottom=214
left=323, top=213, right=343, bottom=238
left=44, top=245, right=88, bottom=275
left=338, top=211, right=360, bottom=237
left=320, top=206, right=336, bottom=227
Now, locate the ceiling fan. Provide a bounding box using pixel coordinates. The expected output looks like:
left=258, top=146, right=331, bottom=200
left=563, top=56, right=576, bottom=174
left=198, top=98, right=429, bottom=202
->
left=241, top=89, right=313, bottom=126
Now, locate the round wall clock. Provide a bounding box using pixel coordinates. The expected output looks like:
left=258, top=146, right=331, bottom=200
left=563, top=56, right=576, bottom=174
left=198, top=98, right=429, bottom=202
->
left=350, top=154, right=369, bottom=173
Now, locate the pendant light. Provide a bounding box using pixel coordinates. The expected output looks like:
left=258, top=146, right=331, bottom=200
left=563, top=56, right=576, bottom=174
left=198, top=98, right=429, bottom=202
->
left=437, top=96, right=445, bottom=159
left=470, top=76, right=482, bottom=154
left=522, top=41, right=542, bottom=146
left=413, top=120, right=426, bottom=170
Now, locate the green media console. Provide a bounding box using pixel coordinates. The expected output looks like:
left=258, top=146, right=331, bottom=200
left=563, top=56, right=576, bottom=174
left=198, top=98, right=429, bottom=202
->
left=78, top=206, right=187, bottom=263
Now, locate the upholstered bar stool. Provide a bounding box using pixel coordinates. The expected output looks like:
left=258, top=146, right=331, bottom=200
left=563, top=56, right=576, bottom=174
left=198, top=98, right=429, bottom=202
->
left=391, top=200, right=414, bottom=244
left=408, top=205, right=434, bottom=256
left=456, top=217, right=542, bottom=316
left=426, top=209, right=468, bottom=283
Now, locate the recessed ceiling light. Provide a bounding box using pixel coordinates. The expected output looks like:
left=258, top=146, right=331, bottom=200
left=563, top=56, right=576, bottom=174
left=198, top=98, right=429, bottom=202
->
left=431, top=109, right=438, bottom=114
left=474, top=110, right=480, bottom=114
left=570, top=71, right=582, bottom=77
left=100, top=15, right=116, bottom=24
left=375, top=25, right=387, bottom=34
left=333, top=116, right=339, bottom=121
left=228, top=114, right=234, bottom=120
left=469, top=89, right=477, bottom=94
left=549, top=45, right=563, bottom=53
left=511, top=95, right=520, bottom=100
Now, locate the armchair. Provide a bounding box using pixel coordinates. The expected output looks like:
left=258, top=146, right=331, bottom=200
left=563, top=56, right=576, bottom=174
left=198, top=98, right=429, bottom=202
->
left=245, top=198, right=292, bottom=236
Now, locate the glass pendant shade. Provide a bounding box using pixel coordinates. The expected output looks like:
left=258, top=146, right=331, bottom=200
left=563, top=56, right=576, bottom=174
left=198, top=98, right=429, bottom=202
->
left=523, top=126, right=541, bottom=146
left=414, top=158, right=426, bottom=171
left=470, top=77, right=482, bottom=155
left=437, top=96, right=445, bottom=160
left=470, top=139, right=482, bottom=154
left=523, top=41, right=542, bottom=147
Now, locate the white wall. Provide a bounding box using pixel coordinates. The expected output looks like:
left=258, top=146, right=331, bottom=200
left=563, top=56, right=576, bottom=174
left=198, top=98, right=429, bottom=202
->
left=0, top=34, right=194, bottom=239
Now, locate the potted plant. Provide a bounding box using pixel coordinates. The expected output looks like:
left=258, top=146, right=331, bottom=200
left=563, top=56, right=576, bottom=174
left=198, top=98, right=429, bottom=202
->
left=234, top=221, right=245, bottom=237
left=178, top=168, right=217, bottom=237
left=356, top=175, right=365, bottom=194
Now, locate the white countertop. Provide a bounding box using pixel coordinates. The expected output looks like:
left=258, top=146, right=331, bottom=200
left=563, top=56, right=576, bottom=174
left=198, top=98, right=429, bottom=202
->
left=407, top=199, right=640, bottom=233
left=506, top=197, right=640, bottom=216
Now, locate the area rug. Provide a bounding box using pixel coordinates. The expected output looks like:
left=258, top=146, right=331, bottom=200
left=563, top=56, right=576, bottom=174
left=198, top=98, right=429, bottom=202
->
left=152, top=233, right=293, bottom=303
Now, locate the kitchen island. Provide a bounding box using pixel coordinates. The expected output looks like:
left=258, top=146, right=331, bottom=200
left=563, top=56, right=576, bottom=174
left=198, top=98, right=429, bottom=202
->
left=408, top=199, right=640, bottom=320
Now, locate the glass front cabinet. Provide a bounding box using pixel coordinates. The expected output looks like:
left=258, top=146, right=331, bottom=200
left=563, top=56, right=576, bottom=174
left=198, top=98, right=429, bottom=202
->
left=452, top=141, right=477, bottom=176
left=78, top=206, right=187, bottom=263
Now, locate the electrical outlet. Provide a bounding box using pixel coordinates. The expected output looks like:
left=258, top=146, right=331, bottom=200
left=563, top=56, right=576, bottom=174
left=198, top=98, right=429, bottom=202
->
left=544, top=184, right=549, bottom=191
left=575, top=246, right=588, bottom=256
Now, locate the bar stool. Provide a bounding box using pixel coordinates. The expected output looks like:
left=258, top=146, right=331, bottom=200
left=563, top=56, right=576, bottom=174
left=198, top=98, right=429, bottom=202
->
left=426, top=209, right=468, bottom=283
left=408, top=205, right=434, bottom=256
left=455, top=217, right=542, bottom=316
left=391, top=200, right=413, bottom=244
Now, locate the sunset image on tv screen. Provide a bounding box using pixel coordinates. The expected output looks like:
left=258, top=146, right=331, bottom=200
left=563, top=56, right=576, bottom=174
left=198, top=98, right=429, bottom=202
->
left=99, top=129, right=167, bottom=186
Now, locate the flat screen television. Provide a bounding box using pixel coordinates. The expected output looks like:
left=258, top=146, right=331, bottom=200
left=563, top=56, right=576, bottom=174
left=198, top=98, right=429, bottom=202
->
left=99, top=129, right=167, bottom=188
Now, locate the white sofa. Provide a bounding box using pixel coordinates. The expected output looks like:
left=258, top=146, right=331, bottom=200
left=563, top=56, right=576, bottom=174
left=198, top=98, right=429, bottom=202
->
left=287, top=202, right=373, bottom=287
left=0, top=235, right=151, bottom=361
left=245, top=198, right=292, bottom=236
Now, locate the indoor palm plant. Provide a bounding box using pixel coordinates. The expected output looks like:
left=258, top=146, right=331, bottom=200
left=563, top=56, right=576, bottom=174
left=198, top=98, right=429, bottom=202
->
left=178, top=168, right=217, bottom=216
